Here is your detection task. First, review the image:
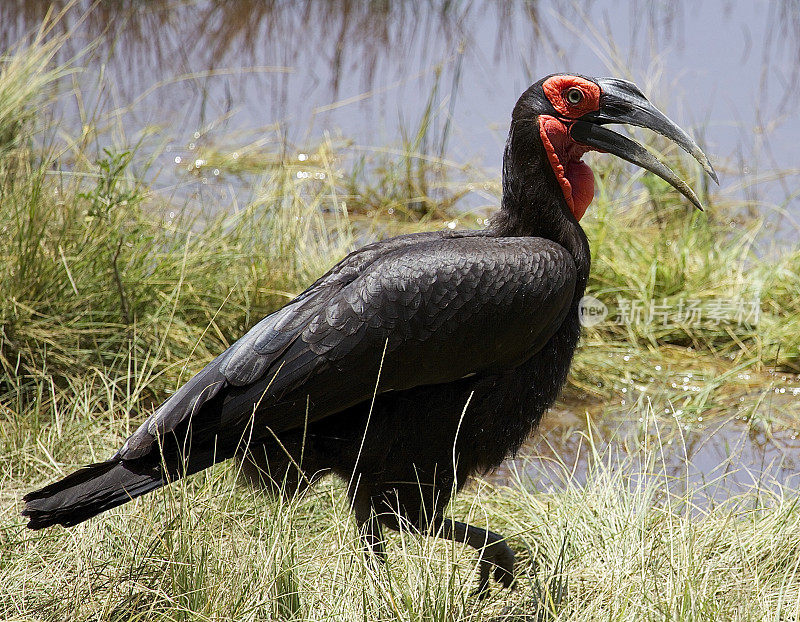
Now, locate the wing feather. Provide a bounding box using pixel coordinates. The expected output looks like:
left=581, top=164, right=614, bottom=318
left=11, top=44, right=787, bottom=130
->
left=117, top=232, right=576, bottom=461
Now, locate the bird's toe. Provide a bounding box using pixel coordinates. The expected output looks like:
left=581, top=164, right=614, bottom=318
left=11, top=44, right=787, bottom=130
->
left=471, top=542, right=516, bottom=597
left=487, top=542, right=517, bottom=589
left=472, top=561, right=492, bottom=599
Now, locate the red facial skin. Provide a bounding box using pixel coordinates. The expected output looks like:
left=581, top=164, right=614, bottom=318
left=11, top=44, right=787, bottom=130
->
left=538, top=75, right=602, bottom=221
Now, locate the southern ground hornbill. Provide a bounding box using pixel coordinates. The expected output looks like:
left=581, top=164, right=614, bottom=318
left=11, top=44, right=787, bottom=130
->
left=23, top=74, right=716, bottom=594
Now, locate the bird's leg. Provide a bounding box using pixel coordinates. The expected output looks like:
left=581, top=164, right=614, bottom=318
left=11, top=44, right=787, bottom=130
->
left=354, top=497, right=387, bottom=564
left=438, top=518, right=516, bottom=597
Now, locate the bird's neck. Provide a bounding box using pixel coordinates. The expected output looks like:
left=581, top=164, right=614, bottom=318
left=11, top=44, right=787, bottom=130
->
left=491, top=119, right=591, bottom=293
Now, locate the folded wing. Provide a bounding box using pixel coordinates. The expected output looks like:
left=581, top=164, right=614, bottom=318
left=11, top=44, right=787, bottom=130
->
left=117, top=232, right=577, bottom=463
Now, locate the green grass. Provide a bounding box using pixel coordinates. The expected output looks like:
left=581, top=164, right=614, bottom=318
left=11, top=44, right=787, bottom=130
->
left=2, top=21, right=800, bottom=622
left=5, top=403, right=800, bottom=621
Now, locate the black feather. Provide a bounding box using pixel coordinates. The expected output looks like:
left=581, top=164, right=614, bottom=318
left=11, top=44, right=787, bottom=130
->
left=22, top=461, right=163, bottom=529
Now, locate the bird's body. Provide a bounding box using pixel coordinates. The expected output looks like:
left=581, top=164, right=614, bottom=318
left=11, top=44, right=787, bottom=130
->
left=23, top=73, right=716, bottom=595
left=239, top=229, right=585, bottom=516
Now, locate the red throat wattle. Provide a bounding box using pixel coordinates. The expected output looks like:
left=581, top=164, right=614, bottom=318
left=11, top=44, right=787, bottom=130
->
left=538, top=115, right=594, bottom=221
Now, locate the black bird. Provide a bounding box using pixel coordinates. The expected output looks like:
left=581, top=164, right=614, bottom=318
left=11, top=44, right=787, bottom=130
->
left=23, top=74, right=716, bottom=594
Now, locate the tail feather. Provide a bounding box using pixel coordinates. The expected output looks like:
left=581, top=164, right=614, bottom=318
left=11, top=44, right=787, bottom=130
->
left=22, top=460, right=164, bottom=530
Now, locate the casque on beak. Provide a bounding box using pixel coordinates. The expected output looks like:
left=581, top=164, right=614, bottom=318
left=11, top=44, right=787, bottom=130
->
left=570, top=77, right=718, bottom=211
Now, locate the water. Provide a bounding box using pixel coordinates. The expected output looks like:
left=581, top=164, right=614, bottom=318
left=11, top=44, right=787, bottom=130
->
left=2, top=1, right=799, bottom=218
left=492, top=396, right=800, bottom=508
left=3, top=1, right=800, bottom=493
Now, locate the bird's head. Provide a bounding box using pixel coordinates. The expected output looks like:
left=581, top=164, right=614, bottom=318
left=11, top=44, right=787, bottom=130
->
left=509, top=73, right=717, bottom=222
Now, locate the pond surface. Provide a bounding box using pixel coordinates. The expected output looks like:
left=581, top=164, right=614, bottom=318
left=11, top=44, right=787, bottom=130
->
left=2, top=0, right=799, bottom=221
left=490, top=394, right=800, bottom=508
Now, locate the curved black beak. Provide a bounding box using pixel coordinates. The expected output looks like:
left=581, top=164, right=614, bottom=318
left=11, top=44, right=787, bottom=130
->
left=571, top=77, right=718, bottom=211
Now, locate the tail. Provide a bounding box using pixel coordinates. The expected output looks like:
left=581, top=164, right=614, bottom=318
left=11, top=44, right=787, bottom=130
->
left=22, top=460, right=165, bottom=530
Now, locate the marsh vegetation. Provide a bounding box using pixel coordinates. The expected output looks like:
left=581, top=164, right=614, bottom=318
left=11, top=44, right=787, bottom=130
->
left=2, top=3, right=800, bottom=620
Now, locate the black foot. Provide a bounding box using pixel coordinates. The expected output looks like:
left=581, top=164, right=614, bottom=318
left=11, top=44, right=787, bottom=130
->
left=473, top=539, right=516, bottom=598
left=438, top=519, right=516, bottom=598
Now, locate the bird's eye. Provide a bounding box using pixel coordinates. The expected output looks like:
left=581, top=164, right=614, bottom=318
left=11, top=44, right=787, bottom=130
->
left=565, top=88, right=583, bottom=105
